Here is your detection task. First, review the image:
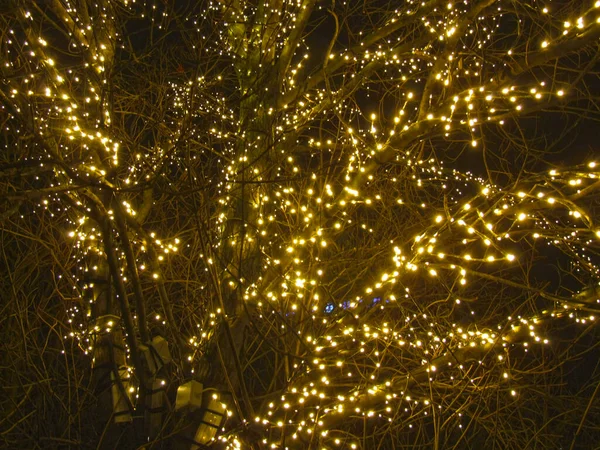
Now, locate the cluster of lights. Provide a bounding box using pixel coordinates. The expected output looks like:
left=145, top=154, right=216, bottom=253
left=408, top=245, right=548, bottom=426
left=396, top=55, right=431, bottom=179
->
left=2, top=0, right=600, bottom=448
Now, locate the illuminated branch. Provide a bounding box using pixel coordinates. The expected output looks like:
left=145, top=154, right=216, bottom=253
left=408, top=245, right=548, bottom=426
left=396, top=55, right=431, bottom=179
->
left=276, top=0, right=317, bottom=86
left=113, top=202, right=149, bottom=343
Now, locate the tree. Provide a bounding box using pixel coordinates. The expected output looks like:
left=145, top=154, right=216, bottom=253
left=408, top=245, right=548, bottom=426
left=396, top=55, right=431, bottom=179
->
left=2, top=0, right=600, bottom=448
